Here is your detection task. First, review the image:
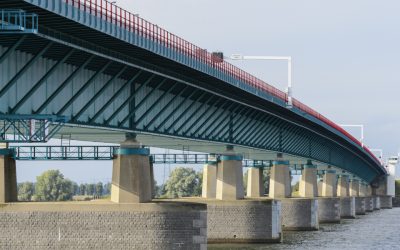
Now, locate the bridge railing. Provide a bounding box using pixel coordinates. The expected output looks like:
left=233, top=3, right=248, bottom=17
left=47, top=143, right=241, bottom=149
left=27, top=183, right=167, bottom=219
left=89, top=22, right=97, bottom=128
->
left=62, top=0, right=380, bottom=165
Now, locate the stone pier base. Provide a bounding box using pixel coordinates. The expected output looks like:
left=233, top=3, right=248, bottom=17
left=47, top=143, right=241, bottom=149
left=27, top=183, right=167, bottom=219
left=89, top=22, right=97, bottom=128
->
left=373, top=196, right=381, bottom=210
left=207, top=200, right=282, bottom=243
left=340, top=197, right=356, bottom=218
left=0, top=202, right=207, bottom=250
left=317, top=197, right=340, bottom=223
left=355, top=197, right=366, bottom=215
left=365, top=197, right=374, bottom=212
left=281, top=198, right=319, bottom=231
left=379, top=195, right=393, bottom=209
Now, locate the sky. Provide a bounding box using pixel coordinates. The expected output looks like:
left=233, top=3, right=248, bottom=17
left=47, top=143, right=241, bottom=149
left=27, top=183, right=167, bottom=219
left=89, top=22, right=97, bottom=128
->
left=17, top=0, right=400, bottom=184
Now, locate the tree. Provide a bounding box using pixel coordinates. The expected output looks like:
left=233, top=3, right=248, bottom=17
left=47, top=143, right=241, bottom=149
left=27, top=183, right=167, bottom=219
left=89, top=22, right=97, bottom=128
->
left=18, top=182, right=35, bottom=201
left=103, top=182, right=111, bottom=195
left=164, top=167, right=201, bottom=198
left=86, top=183, right=95, bottom=196
left=395, top=180, right=400, bottom=196
left=79, top=184, right=86, bottom=195
left=35, top=170, right=74, bottom=201
left=95, top=182, right=104, bottom=197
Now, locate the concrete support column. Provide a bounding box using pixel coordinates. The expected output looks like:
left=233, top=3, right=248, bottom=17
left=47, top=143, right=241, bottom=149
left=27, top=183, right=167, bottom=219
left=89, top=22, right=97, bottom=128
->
left=299, top=160, right=318, bottom=198
left=216, top=146, right=244, bottom=200
left=246, top=167, right=264, bottom=198
left=349, top=179, right=360, bottom=197
left=321, top=170, right=337, bottom=197
left=0, top=145, right=17, bottom=203
left=111, top=135, right=152, bottom=203
left=269, top=157, right=291, bottom=198
left=360, top=183, right=368, bottom=197
left=202, top=161, right=217, bottom=199
left=337, top=175, right=350, bottom=197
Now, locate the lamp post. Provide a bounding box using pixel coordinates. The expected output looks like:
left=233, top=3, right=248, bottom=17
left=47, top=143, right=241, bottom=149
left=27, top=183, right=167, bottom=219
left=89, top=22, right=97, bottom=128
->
left=229, top=54, right=293, bottom=108
left=338, top=124, right=364, bottom=147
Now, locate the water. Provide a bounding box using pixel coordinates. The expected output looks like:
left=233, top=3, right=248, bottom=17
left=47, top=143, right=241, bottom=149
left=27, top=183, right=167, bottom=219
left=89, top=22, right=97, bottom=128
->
left=209, top=208, right=400, bottom=250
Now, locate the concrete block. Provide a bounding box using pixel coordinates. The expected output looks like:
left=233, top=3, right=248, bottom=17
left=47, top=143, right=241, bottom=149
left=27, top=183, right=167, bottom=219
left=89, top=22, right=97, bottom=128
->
left=0, top=202, right=207, bottom=249
left=365, top=197, right=374, bottom=212
left=379, top=195, right=393, bottom=209
left=373, top=196, right=381, bottom=210
left=340, top=197, right=355, bottom=218
left=206, top=200, right=282, bottom=243
left=281, top=198, right=319, bottom=231
left=318, top=197, right=340, bottom=223
left=355, top=197, right=366, bottom=215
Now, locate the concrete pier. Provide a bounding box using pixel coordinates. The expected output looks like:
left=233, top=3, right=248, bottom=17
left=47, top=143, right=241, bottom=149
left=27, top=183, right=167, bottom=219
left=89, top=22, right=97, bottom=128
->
left=0, top=202, right=207, bottom=249
left=206, top=200, right=281, bottom=243
left=111, top=135, right=152, bottom=203
left=269, top=159, right=291, bottom=198
left=337, top=175, right=350, bottom=197
left=281, top=198, right=319, bottom=231
left=340, top=197, right=356, bottom=218
left=299, top=160, right=318, bottom=198
left=246, top=167, right=264, bottom=198
left=202, top=162, right=217, bottom=199
left=0, top=146, right=17, bottom=203
left=321, top=170, right=337, bottom=197
left=349, top=179, right=360, bottom=197
left=355, top=197, right=366, bottom=215
left=317, top=197, right=340, bottom=223
left=216, top=147, right=244, bottom=200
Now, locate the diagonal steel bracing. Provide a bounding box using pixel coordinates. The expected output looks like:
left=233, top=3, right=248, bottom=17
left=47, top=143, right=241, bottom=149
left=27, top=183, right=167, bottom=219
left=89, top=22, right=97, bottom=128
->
left=82, top=70, right=143, bottom=123
left=0, top=36, right=26, bottom=65
left=154, top=90, right=199, bottom=131
left=34, top=54, right=96, bottom=114
left=207, top=105, right=242, bottom=140
left=117, top=78, right=168, bottom=126
left=104, top=74, right=157, bottom=125
left=174, top=95, right=217, bottom=134
left=189, top=99, right=231, bottom=137
left=56, top=61, right=116, bottom=115
left=183, top=98, right=225, bottom=137
left=164, top=92, right=207, bottom=133
left=144, top=86, right=189, bottom=130
left=134, top=81, right=179, bottom=126
left=10, top=48, right=76, bottom=113
left=0, top=42, right=53, bottom=99
left=199, top=103, right=245, bottom=138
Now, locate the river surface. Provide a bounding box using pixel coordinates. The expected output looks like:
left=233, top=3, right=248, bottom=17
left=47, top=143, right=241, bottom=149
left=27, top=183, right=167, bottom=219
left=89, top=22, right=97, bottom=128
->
left=208, top=208, right=400, bottom=250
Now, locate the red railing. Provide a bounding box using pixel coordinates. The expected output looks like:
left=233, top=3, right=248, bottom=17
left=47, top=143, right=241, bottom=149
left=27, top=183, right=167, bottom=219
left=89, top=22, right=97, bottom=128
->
left=63, top=0, right=381, bottom=165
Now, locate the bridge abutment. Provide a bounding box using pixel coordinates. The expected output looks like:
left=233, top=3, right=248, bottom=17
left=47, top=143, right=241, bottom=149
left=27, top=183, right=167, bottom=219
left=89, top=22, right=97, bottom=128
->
left=111, top=136, right=152, bottom=203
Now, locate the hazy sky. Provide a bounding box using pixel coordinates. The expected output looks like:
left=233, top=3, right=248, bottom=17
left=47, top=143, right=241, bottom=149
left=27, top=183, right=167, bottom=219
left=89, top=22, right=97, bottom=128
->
left=17, top=0, right=400, bottom=183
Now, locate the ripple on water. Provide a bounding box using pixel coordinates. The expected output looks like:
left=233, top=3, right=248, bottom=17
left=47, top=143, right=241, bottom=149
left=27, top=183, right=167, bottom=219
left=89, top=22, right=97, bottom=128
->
left=208, top=208, right=400, bottom=250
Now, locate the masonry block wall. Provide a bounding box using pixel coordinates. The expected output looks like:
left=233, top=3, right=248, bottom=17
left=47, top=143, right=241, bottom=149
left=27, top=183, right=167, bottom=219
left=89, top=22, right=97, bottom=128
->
left=0, top=203, right=207, bottom=250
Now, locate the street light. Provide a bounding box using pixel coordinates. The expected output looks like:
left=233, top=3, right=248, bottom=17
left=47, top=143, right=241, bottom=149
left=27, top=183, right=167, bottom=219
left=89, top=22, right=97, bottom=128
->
left=338, top=124, right=364, bottom=147
left=229, top=54, right=293, bottom=108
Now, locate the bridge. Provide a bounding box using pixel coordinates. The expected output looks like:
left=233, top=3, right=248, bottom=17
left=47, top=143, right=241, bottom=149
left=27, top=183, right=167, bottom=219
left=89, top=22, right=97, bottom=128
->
left=0, top=1, right=392, bottom=249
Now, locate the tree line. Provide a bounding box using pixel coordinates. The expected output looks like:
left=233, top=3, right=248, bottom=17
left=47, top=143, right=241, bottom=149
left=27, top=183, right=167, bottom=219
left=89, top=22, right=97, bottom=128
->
left=18, top=170, right=111, bottom=202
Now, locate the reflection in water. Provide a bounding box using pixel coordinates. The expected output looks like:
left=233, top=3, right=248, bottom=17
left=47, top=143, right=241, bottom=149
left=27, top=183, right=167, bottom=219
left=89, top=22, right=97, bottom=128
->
left=208, top=208, right=400, bottom=250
